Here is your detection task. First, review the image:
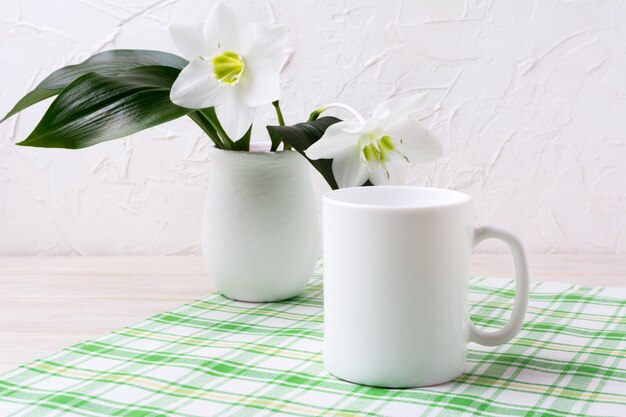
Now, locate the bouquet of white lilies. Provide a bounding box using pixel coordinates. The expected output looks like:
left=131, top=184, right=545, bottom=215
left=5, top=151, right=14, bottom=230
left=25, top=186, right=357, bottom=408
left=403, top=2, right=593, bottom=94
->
left=1, top=2, right=442, bottom=189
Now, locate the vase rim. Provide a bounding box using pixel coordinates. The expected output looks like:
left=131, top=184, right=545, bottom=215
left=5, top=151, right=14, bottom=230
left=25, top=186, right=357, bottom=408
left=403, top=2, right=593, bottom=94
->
left=208, top=144, right=298, bottom=157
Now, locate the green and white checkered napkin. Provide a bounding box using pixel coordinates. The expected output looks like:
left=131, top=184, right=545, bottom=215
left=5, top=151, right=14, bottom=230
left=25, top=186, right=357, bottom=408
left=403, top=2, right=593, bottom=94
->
left=1, top=270, right=625, bottom=417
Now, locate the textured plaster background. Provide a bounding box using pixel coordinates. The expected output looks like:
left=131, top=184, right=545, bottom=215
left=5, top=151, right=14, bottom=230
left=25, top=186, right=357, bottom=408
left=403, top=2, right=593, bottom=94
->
left=0, top=0, right=625, bottom=255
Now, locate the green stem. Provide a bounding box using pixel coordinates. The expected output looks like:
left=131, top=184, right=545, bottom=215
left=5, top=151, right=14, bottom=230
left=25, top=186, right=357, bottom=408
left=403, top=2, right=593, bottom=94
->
left=308, top=103, right=365, bottom=125
left=272, top=100, right=291, bottom=150
left=307, top=109, right=322, bottom=122
left=272, top=100, right=285, bottom=126
left=202, top=108, right=236, bottom=150
left=187, top=112, right=225, bottom=149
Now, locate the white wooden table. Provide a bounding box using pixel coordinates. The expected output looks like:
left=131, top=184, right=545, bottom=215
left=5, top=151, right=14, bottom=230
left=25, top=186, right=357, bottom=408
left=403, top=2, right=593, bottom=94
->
left=1, top=255, right=624, bottom=373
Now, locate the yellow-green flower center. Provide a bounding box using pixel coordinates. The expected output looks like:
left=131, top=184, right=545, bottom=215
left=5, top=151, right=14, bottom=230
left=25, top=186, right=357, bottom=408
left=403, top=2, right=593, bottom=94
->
left=212, top=51, right=245, bottom=85
left=362, top=135, right=395, bottom=163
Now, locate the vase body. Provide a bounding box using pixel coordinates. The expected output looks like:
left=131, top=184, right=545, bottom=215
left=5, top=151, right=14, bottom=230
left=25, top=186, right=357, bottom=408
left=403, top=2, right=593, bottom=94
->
left=202, top=148, right=320, bottom=302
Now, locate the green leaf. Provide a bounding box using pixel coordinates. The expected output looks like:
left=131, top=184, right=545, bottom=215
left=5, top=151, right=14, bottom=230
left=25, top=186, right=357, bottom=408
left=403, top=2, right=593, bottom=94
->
left=2, top=50, right=188, bottom=122
left=266, top=117, right=342, bottom=189
left=232, top=126, right=252, bottom=151
left=17, top=66, right=192, bottom=149
left=268, top=125, right=284, bottom=152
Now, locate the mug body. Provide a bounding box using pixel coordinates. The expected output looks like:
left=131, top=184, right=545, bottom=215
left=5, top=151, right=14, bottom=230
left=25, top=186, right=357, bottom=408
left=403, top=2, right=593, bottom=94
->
left=323, top=186, right=473, bottom=387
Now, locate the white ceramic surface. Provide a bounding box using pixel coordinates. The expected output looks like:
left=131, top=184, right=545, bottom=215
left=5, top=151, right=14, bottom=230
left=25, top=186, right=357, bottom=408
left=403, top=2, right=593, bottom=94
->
left=323, top=186, right=529, bottom=388
left=202, top=148, right=320, bottom=302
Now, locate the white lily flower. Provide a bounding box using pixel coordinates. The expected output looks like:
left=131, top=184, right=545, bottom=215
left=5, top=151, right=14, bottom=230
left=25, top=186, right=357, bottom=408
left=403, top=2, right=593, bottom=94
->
left=305, top=94, right=443, bottom=188
left=169, top=2, right=287, bottom=139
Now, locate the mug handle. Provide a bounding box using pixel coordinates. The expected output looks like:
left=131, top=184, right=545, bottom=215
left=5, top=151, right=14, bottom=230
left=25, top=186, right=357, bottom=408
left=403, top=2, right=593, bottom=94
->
left=468, top=225, right=530, bottom=346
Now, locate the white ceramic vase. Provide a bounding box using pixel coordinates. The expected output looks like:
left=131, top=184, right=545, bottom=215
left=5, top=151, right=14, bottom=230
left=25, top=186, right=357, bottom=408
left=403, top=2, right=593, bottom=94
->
left=202, top=147, right=320, bottom=302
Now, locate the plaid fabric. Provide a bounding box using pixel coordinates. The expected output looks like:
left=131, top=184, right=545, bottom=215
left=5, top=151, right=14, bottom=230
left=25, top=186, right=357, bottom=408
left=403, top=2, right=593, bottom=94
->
left=1, top=271, right=625, bottom=417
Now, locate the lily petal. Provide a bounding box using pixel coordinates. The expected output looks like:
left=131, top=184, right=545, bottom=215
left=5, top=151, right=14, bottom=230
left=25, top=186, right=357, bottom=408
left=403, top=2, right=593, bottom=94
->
left=332, top=149, right=369, bottom=188
left=215, top=89, right=256, bottom=140
left=385, top=119, right=443, bottom=163
left=368, top=154, right=410, bottom=186
left=169, top=24, right=213, bottom=61
left=324, top=119, right=364, bottom=138
left=238, top=56, right=279, bottom=107
left=372, top=92, right=429, bottom=127
left=203, top=2, right=248, bottom=53
left=305, top=121, right=362, bottom=160
left=247, top=24, right=288, bottom=68
left=170, top=59, right=223, bottom=109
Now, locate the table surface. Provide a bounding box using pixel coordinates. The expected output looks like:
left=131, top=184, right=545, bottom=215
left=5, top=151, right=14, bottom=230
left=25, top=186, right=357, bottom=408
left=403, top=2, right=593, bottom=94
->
left=1, top=254, right=624, bottom=374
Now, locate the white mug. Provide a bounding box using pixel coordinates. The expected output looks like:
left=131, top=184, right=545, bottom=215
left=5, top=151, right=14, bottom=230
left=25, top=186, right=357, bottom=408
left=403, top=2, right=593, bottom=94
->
left=323, top=186, right=529, bottom=388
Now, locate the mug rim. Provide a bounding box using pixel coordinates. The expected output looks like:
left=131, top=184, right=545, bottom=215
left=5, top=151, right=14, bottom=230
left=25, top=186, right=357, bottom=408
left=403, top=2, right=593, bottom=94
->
left=324, top=186, right=471, bottom=211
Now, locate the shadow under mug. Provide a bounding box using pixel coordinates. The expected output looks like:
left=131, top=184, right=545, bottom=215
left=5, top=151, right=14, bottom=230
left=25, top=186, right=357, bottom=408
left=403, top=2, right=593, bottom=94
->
left=323, top=186, right=529, bottom=388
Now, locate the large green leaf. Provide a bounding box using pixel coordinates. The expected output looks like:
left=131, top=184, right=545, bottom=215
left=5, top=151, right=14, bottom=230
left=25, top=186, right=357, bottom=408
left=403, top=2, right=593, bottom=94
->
left=17, top=66, right=192, bottom=149
left=2, top=50, right=188, bottom=122
left=267, top=117, right=342, bottom=189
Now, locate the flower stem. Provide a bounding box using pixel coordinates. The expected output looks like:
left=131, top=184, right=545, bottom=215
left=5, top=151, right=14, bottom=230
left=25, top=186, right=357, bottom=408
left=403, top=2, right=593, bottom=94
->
left=310, top=102, right=366, bottom=126
left=187, top=111, right=225, bottom=149
left=203, top=108, right=236, bottom=150
left=272, top=100, right=285, bottom=126
left=307, top=109, right=322, bottom=122
left=272, top=100, right=291, bottom=150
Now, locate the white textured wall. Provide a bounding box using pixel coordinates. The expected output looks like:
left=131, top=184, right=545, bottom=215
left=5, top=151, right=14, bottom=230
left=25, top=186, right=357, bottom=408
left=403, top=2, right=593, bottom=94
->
left=1, top=0, right=625, bottom=255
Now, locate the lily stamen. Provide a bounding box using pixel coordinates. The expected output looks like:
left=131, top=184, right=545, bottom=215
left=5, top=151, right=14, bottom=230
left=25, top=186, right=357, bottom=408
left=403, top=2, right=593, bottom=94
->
left=212, top=51, right=245, bottom=85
